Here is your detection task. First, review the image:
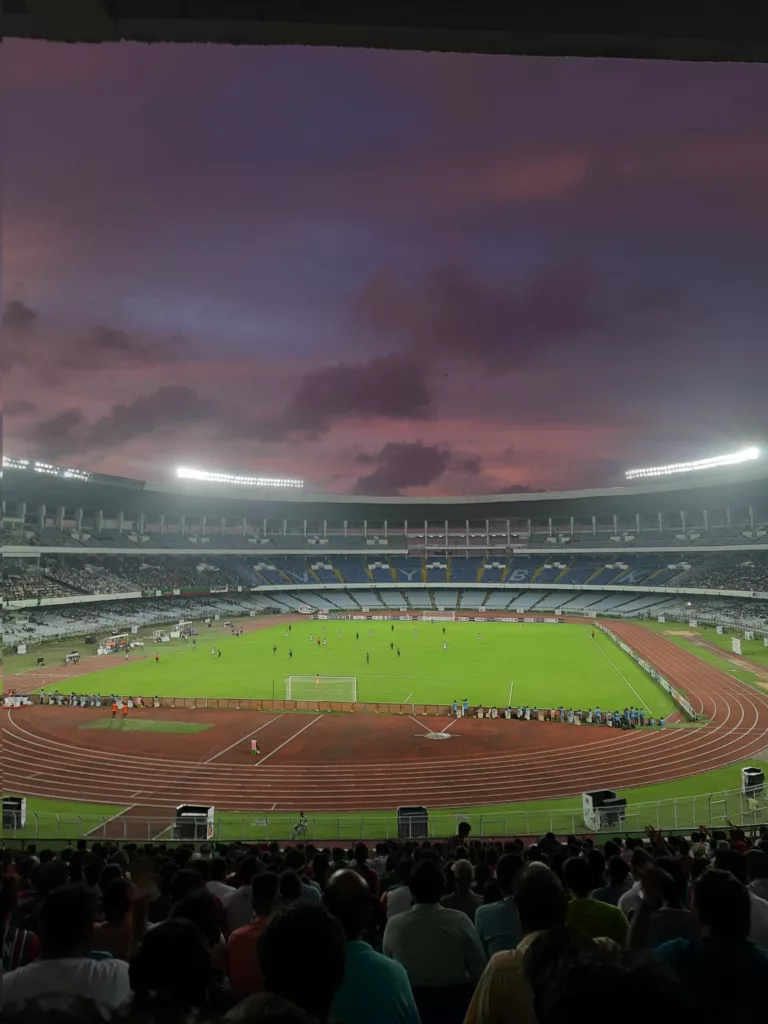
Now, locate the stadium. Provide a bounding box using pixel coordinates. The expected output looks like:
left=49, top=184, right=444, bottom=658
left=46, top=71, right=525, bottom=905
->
left=3, top=449, right=768, bottom=844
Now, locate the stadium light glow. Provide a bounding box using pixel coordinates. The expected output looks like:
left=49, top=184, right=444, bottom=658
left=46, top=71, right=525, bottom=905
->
left=625, top=445, right=761, bottom=481
left=2, top=456, right=91, bottom=481
left=176, top=466, right=304, bottom=488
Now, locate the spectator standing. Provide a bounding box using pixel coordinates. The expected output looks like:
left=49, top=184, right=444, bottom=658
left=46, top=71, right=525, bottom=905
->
left=352, top=844, right=380, bottom=895
left=465, top=864, right=568, bottom=1024
left=2, top=885, right=131, bottom=1011
left=656, top=868, right=768, bottom=1014
left=207, top=856, right=236, bottom=902
left=383, top=859, right=414, bottom=919
left=222, top=857, right=260, bottom=932
left=627, top=865, right=699, bottom=950
left=258, top=903, right=346, bottom=1023
left=617, top=847, right=652, bottom=919
left=92, top=878, right=136, bottom=961
left=383, top=860, right=486, bottom=1024
left=227, top=872, right=281, bottom=996
left=324, top=869, right=420, bottom=1024
left=713, top=849, right=768, bottom=949
left=562, top=857, right=628, bottom=946
left=441, top=860, right=483, bottom=921
left=746, top=849, right=768, bottom=902
left=591, top=855, right=631, bottom=906
left=474, top=853, right=523, bottom=957
left=1, top=874, right=39, bottom=972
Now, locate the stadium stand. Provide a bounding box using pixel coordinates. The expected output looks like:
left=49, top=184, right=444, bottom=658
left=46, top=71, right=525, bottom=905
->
left=2, top=827, right=767, bottom=1019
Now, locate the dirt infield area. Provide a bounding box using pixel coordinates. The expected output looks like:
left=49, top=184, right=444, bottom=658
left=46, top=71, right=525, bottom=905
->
left=4, top=621, right=768, bottom=827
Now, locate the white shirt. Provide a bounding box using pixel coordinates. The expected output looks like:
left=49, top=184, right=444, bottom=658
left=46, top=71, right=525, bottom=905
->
left=222, top=885, right=255, bottom=932
left=749, top=891, right=768, bottom=950
left=386, top=885, right=413, bottom=919
left=207, top=880, right=236, bottom=901
left=1, top=958, right=131, bottom=1011
left=383, top=903, right=487, bottom=987
left=618, top=879, right=643, bottom=919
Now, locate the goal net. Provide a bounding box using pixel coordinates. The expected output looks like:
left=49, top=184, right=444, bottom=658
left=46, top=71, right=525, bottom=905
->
left=421, top=612, right=456, bottom=621
left=285, top=675, right=358, bottom=702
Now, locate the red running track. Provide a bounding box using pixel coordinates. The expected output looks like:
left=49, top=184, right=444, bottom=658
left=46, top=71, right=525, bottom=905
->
left=3, top=622, right=768, bottom=814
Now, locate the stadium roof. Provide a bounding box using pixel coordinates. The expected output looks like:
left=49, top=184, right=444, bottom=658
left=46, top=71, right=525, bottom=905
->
left=4, top=462, right=768, bottom=522
left=3, top=3, right=768, bottom=63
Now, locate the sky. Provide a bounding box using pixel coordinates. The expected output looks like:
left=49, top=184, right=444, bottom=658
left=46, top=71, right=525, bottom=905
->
left=3, top=43, right=767, bottom=496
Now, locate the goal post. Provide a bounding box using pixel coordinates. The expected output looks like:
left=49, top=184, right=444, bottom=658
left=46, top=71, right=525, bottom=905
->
left=421, top=612, right=456, bottom=621
left=285, top=675, right=358, bottom=702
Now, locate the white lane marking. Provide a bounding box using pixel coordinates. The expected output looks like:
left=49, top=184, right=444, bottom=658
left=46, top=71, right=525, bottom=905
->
left=254, top=715, right=323, bottom=765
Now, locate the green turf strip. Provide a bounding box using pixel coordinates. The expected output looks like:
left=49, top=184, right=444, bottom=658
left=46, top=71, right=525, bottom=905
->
left=78, top=719, right=211, bottom=734
left=6, top=758, right=767, bottom=843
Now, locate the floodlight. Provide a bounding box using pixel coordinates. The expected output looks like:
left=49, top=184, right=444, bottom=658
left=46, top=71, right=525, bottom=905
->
left=625, top=445, right=761, bottom=481
left=2, top=455, right=90, bottom=481
left=176, top=466, right=303, bottom=488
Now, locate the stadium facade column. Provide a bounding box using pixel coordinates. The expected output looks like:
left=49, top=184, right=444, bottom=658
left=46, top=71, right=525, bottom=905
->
left=323, top=519, right=327, bottom=537
left=592, top=515, right=597, bottom=536
left=201, top=516, right=207, bottom=536
left=180, top=515, right=186, bottom=536
left=658, top=511, right=663, bottom=533
left=56, top=506, right=65, bottom=529
left=159, top=514, right=165, bottom=535
left=570, top=516, right=575, bottom=537
left=680, top=511, right=685, bottom=531
left=404, top=519, right=408, bottom=543
left=445, top=519, right=449, bottom=548
left=303, top=519, right=307, bottom=538
left=726, top=507, right=732, bottom=528
left=138, top=512, right=145, bottom=535
left=343, top=519, right=348, bottom=538
left=635, top=513, right=640, bottom=534
left=749, top=505, right=755, bottom=530
left=283, top=518, right=287, bottom=536
left=118, top=510, right=125, bottom=532
left=76, top=508, right=83, bottom=531
left=37, top=504, right=46, bottom=529
left=703, top=510, right=708, bottom=532
left=467, top=519, right=471, bottom=548
left=96, top=509, right=104, bottom=532
left=548, top=517, right=553, bottom=537
left=505, top=519, right=508, bottom=546
left=364, top=520, right=368, bottom=539
left=383, top=519, right=388, bottom=538
left=486, top=519, right=490, bottom=546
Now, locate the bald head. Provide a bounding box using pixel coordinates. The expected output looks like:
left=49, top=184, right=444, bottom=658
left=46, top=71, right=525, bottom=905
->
left=323, top=868, right=371, bottom=939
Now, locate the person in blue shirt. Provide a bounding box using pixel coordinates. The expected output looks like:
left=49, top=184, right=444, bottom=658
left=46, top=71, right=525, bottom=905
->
left=473, top=853, right=523, bottom=957
left=324, top=869, right=420, bottom=1024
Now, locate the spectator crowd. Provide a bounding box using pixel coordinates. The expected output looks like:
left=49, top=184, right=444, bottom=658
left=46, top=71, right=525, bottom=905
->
left=3, top=822, right=768, bottom=1024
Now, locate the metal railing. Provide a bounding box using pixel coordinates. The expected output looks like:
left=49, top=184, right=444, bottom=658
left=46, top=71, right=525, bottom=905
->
left=4, top=785, right=765, bottom=843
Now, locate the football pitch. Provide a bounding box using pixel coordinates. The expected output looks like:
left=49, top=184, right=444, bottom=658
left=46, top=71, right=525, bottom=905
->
left=36, top=622, right=678, bottom=716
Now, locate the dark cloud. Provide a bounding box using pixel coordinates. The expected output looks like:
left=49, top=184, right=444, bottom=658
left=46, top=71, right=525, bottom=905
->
left=237, top=353, right=433, bottom=441
left=87, top=386, right=217, bottom=447
left=3, top=299, right=37, bottom=330
left=4, top=399, right=38, bottom=416
left=67, top=325, right=184, bottom=369
left=27, top=409, right=86, bottom=458
left=356, top=263, right=607, bottom=369
left=455, top=454, right=482, bottom=475
left=353, top=441, right=453, bottom=495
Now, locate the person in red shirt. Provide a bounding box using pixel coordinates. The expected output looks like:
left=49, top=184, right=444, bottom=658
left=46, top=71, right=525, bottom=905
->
left=227, top=871, right=281, bottom=996
left=352, top=844, right=380, bottom=895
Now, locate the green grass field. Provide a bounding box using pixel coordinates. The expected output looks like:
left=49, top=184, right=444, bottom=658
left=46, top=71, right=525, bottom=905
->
left=24, top=622, right=678, bottom=717
left=78, top=719, right=212, bottom=734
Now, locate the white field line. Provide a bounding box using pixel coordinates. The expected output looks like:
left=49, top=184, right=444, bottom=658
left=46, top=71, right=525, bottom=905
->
left=254, top=715, right=323, bottom=765
left=586, top=628, right=648, bottom=710
left=204, top=714, right=286, bottom=764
